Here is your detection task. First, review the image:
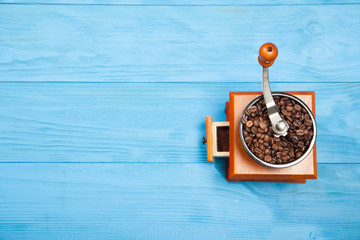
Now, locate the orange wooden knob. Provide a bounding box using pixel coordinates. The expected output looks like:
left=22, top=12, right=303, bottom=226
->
left=258, top=43, right=278, bottom=67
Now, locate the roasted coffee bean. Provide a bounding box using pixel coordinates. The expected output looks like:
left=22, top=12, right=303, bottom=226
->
left=281, top=109, right=289, bottom=116
left=286, top=115, right=293, bottom=122
left=291, top=135, right=299, bottom=143
left=242, top=96, right=314, bottom=164
left=264, top=156, right=272, bottom=162
left=293, top=119, right=301, bottom=127
left=259, top=121, right=267, bottom=130
left=257, top=128, right=265, bottom=133
left=271, top=150, right=276, bottom=158
left=246, top=120, right=254, bottom=127
left=300, top=113, right=305, bottom=121
left=251, top=126, right=258, bottom=134
left=282, top=151, right=289, bottom=156
left=260, top=144, right=265, bottom=151
left=304, top=119, right=313, bottom=127
left=264, top=135, right=270, bottom=142
left=286, top=105, right=294, bottom=112
left=296, top=129, right=305, bottom=136
left=249, top=105, right=257, bottom=112
left=294, top=104, right=301, bottom=111
left=289, top=149, right=295, bottom=158
left=257, top=104, right=262, bottom=111
left=264, top=149, right=271, bottom=155
left=273, top=137, right=280, bottom=142
left=254, top=147, right=263, bottom=155
left=241, top=116, right=248, bottom=124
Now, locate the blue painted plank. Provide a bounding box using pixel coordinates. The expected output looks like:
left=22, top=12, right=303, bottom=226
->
left=0, top=163, right=359, bottom=239
left=0, top=5, right=359, bottom=82
left=1, top=0, right=359, bottom=5
left=0, top=82, right=359, bottom=163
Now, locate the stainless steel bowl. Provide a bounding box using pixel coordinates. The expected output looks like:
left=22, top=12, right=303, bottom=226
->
left=239, top=92, right=317, bottom=168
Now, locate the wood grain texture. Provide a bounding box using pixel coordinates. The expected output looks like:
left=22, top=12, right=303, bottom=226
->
left=0, top=5, right=359, bottom=82
left=1, top=2, right=360, bottom=239
left=0, top=163, right=359, bottom=240
left=1, top=0, right=359, bottom=5
left=0, top=82, right=359, bottom=163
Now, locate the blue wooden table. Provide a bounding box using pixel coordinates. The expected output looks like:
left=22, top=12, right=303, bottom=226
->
left=0, top=1, right=360, bottom=239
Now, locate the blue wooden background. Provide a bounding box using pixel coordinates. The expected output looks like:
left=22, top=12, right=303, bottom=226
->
left=0, top=1, right=360, bottom=239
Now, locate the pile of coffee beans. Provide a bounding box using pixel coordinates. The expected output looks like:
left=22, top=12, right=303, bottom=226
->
left=241, top=96, right=314, bottom=164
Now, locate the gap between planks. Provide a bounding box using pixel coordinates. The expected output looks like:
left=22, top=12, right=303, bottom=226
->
left=1, top=81, right=360, bottom=84
left=1, top=3, right=360, bottom=6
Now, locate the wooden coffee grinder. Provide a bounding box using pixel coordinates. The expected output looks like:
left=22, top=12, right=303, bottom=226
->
left=204, top=43, right=317, bottom=183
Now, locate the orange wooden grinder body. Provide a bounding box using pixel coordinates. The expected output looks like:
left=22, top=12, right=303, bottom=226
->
left=205, top=43, right=317, bottom=183
left=226, top=91, right=316, bottom=183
